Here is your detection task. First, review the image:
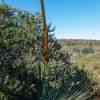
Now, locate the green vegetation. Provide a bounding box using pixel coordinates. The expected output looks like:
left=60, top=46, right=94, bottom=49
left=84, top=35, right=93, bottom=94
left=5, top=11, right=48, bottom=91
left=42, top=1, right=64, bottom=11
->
left=81, top=48, right=95, bottom=54
left=0, top=4, right=97, bottom=100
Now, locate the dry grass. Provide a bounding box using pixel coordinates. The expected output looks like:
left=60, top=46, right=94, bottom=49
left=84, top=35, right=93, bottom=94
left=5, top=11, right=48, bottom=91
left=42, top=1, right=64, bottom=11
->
left=60, top=39, right=100, bottom=85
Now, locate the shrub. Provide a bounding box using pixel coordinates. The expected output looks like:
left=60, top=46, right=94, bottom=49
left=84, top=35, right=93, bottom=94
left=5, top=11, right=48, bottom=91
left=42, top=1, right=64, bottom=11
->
left=40, top=65, right=93, bottom=100
left=0, top=4, right=41, bottom=100
left=81, top=48, right=95, bottom=54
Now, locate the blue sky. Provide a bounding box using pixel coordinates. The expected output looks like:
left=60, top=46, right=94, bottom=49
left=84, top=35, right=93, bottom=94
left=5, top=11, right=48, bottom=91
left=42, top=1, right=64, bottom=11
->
left=1, top=0, right=100, bottom=40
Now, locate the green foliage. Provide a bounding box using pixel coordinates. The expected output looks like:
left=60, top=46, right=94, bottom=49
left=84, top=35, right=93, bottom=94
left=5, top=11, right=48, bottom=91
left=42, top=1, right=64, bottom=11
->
left=0, top=4, right=42, bottom=100
left=81, top=48, right=95, bottom=54
left=40, top=65, right=93, bottom=100
left=0, top=91, right=8, bottom=100
left=0, top=4, right=94, bottom=100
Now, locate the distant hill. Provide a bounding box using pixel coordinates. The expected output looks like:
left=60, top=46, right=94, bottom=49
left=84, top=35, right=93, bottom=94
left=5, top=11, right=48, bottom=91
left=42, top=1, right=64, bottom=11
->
left=58, top=39, right=100, bottom=46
